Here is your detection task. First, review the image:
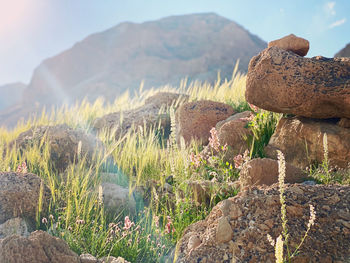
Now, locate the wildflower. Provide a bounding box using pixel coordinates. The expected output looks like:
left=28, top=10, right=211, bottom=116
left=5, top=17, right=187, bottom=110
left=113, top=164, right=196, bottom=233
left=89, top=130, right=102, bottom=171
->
left=275, top=235, right=284, bottom=263
left=165, top=216, right=174, bottom=234
left=49, top=214, right=54, bottom=220
left=189, top=152, right=201, bottom=168
left=208, top=127, right=220, bottom=152
left=123, top=216, right=134, bottom=230
left=233, top=154, right=244, bottom=169
left=248, top=103, right=259, bottom=113
left=68, top=226, right=72, bottom=231
left=307, top=204, right=316, bottom=229
left=266, top=234, right=275, bottom=247
left=153, top=215, right=159, bottom=228
left=76, top=219, right=85, bottom=225
left=41, top=217, right=48, bottom=224
left=127, top=239, right=132, bottom=246
left=222, top=143, right=228, bottom=152
left=147, top=234, right=151, bottom=242
left=16, top=161, right=28, bottom=173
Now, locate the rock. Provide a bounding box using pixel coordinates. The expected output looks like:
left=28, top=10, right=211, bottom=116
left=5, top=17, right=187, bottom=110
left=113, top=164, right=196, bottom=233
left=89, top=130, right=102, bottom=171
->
left=187, top=235, right=201, bottom=251
left=335, top=43, right=350, bottom=57
left=80, top=253, right=98, bottom=263
left=0, top=172, right=50, bottom=228
left=175, top=184, right=350, bottom=262
left=240, top=158, right=308, bottom=188
left=101, top=183, right=136, bottom=216
left=144, top=92, right=189, bottom=108
left=216, top=216, right=233, bottom=244
left=338, top=118, right=350, bottom=128
left=93, top=92, right=187, bottom=139
left=265, top=116, right=350, bottom=169
left=0, top=230, right=79, bottom=263
left=99, top=256, right=130, bottom=263
left=0, top=218, right=31, bottom=239
left=216, top=111, right=253, bottom=158
left=175, top=100, right=234, bottom=145
left=11, top=124, right=102, bottom=172
left=268, top=34, right=309, bottom=56
left=246, top=46, right=350, bottom=119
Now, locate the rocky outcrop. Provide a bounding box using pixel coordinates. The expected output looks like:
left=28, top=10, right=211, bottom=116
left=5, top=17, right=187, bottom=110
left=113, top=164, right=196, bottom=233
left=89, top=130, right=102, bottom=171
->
left=268, top=34, right=309, bottom=56
left=246, top=46, right=350, bottom=119
left=335, top=43, right=350, bottom=57
left=0, top=230, right=80, bottom=263
left=265, top=116, right=350, bottom=169
left=101, top=183, right=136, bottom=216
left=93, top=92, right=188, bottom=139
left=11, top=124, right=102, bottom=172
left=175, top=184, right=350, bottom=262
left=0, top=172, right=50, bottom=232
left=240, top=158, right=308, bottom=188
left=175, top=100, right=234, bottom=145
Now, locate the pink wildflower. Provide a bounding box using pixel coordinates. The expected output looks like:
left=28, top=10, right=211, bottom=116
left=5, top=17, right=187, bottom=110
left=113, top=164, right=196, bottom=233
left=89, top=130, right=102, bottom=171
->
left=165, top=216, right=175, bottom=234
left=123, top=216, right=134, bottom=230
left=16, top=161, right=28, bottom=173
left=189, top=152, right=201, bottom=168
left=153, top=215, right=159, bottom=228
left=248, top=103, right=259, bottom=113
left=233, top=154, right=244, bottom=169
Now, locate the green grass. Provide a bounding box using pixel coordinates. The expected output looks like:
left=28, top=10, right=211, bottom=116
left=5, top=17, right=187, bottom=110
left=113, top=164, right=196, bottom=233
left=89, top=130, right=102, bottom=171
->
left=1, top=66, right=348, bottom=262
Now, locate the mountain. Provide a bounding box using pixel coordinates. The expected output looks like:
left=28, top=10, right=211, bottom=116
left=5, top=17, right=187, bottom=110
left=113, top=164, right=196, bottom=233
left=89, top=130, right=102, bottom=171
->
left=1, top=13, right=266, bottom=127
left=334, top=43, right=350, bottom=57
left=0, top=82, right=26, bottom=110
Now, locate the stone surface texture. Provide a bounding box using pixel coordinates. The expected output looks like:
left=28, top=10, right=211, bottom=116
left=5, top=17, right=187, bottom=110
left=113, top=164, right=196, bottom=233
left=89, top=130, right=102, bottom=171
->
left=246, top=47, right=350, bottom=119
left=240, top=158, right=308, bottom=188
left=175, top=184, right=350, bottom=263
left=0, top=172, right=50, bottom=227
left=11, top=124, right=102, bottom=172
left=265, top=116, right=350, bottom=169
left=93, top=92, right=187, bottom=139
left=175, top=100, right=234, bottom=145
left=268, top=34, right=309, bottom=56
left=0, top=230, right=80, bottom=263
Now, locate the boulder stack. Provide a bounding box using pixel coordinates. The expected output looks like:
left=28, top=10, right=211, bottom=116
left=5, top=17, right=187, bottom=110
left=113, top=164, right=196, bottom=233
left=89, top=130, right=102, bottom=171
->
left=245, top=34, right=350, bottom=170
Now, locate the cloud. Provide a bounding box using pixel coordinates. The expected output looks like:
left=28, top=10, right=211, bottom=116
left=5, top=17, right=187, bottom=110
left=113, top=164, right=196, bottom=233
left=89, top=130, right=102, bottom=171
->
left=329, top=18, right=346, bottom=28
left=325, top=1, right=336, bottom=16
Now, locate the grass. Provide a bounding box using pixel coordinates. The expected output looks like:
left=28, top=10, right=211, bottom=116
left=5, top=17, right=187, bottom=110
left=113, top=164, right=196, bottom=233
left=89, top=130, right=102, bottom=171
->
left=0, top=65, right=348, bottom=262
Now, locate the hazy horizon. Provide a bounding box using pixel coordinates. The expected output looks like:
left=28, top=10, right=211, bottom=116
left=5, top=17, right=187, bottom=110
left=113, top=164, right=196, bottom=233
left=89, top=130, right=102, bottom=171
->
left=0, top=0, right=349, bottom=85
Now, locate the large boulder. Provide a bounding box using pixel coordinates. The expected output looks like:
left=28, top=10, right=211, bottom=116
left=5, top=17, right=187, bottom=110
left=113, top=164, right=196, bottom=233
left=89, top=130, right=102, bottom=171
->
left=175, top=100, right=234, bottom=145
left=0, top=172, right=50, bottom=229
left=245, top=46, right=350, bottom=119
left=268, top=34, right=309, bottom=57
left=11, top=124, right=102, bottom=172
left=93, top=92, right=188, bottom=138
left=175, top=184, right=350, bottom=262
left=0, top=230, right=79, bottom=263
left=240, top=158, right=308, bottom=188
left=265, top=116, right=350, bottom=169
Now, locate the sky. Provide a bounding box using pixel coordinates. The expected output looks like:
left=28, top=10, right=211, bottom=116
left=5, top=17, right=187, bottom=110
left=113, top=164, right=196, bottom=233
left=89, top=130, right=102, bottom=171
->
left=0, top=0, right=349, bottom=85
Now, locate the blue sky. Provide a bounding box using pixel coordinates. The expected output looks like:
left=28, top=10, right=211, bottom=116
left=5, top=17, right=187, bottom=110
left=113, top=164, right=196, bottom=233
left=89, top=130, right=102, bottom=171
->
left=0, top=0, right=349, bottom=85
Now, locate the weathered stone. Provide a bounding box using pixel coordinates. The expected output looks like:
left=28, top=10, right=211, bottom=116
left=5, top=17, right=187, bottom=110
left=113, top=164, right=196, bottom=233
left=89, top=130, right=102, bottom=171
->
left=216, top=111, right=253, bottom=158
left=11, top=124, right=102, bottom=172
left=240, top=158, right=308, bottom=188
left=80, top=253, right=98, bottom=263
left=187, top=235, right=201, bottom=251
left=144, top=92, right=189, bottom=108
left=175, top=100, right=234, bottom=145
left=0, top=218, right=31, bottom=239
left=175, top=184, right=350, bottom=262
left=101, top=183, right=136, bottom=216
left=246, top=47, right=350, bottom=119
left=265, top=116, right=350, bottom=169
left=268, top=34, right=309, bottom=56
left=216, top=216, right=233, bottom=244
left=0, top=172, right=50, bottom=227
left=0, top=230, right=79, bottom=263
left=100, top=256, right=130, bottom=263
left=93, top=92, right=187, bottom=139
